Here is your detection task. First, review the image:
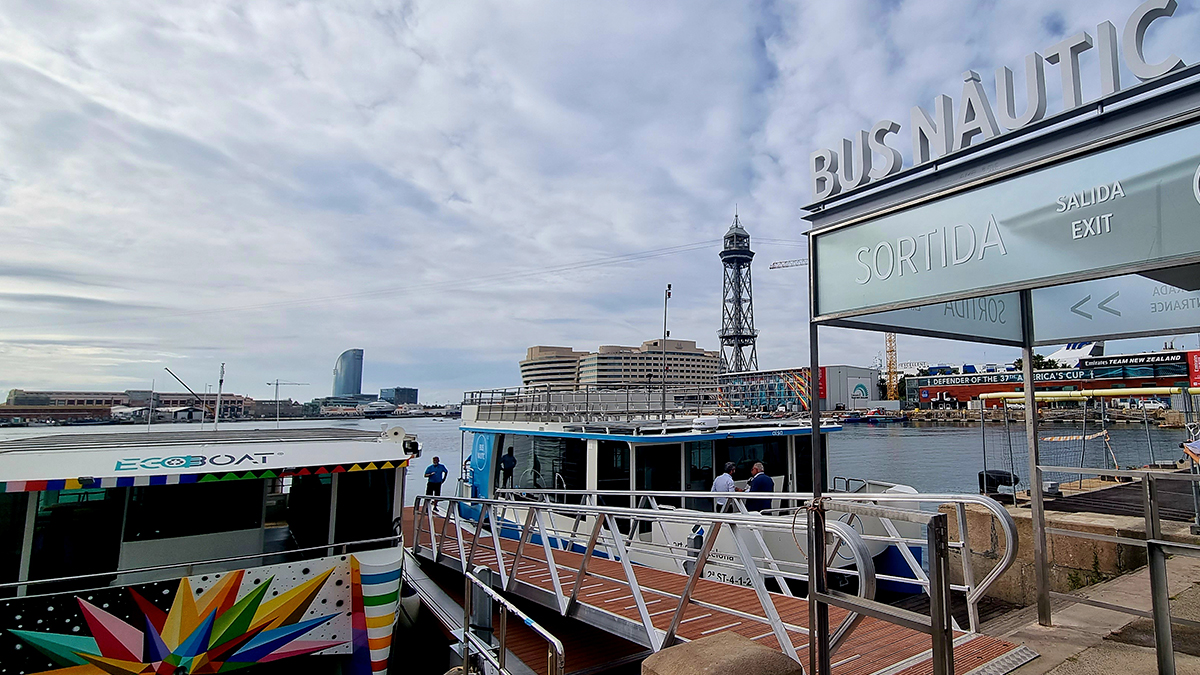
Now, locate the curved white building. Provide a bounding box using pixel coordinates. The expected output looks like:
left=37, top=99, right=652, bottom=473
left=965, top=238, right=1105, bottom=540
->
left=333, top=349, right=364, bottom=396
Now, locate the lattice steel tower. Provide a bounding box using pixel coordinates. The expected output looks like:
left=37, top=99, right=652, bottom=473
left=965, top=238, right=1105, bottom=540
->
left=718, top=213, right=758, bottom=373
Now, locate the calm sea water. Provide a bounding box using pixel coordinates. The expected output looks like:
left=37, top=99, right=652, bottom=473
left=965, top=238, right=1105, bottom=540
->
left=1, top=417, right=1192, bottom=500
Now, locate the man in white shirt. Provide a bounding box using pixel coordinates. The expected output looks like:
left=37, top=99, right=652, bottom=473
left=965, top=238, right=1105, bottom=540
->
left=711, top=462, right=740, bottom=511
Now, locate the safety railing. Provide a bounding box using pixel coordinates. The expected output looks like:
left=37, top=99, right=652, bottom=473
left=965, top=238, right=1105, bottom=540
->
left=805, top=497, right=958, bottom=675
left=463, top=384, right=727, bottom=423
left=410, top=491, right=878, bottom=664
left=462, top=566, right=565, bottom=675
left=489, top=487, right=1017, bottom=633
left=1034, top=465, right=1200, bottom=675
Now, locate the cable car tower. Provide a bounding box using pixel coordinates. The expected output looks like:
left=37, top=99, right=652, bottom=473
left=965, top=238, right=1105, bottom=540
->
left=718, top=212, right=758, bottom=373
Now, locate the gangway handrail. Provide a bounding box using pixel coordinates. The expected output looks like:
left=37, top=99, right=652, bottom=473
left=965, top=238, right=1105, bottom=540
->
left=462, top=566, right=566, bottom=675
left=410, top=493, right=878, bottom=666
left=495, top=487, right=1018, bottom=633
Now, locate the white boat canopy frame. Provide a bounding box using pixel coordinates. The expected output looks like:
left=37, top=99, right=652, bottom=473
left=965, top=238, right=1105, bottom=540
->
left=802, top=64, right=1200, bottom=671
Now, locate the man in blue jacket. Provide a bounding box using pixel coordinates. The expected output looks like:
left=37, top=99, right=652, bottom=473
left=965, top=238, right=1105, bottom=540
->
left=424, top=456, right=449, bottom=496
left=745, top=462, right=775, bottom=512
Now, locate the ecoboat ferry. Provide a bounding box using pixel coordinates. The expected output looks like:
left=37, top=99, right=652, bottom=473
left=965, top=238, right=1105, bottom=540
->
left=0, top=426, right=419, bottom=675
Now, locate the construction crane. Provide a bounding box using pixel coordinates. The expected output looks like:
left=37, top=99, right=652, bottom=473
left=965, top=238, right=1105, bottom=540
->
left=267, top=379, right=309, bottom=428
left=768, top=258, right=809, bottom=269
left=885, top=333, right=898, bottom=400
left=769, top=258, right=900, bottom=400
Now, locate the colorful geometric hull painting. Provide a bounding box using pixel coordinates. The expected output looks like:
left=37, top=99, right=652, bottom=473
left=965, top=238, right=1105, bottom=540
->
left=0, top=550, right=402, bottom=674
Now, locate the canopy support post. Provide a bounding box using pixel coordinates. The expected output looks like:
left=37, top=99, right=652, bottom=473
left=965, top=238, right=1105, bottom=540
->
left=1021, top=289, right=1052, bottom=626
left=808, top=321, right=831, bottom=675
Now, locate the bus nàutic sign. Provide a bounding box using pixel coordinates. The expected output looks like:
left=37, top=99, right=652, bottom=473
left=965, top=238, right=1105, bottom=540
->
left=810, top=0, right=1188, bottom=201
left=812, top=117, right=1200, bottom=318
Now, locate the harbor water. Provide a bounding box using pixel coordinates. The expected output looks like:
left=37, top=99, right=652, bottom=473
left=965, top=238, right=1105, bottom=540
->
left=1, top=416, right=1190, bottom=501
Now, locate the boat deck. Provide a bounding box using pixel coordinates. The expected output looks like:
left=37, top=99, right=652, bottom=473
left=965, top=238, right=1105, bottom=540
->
left=404, top=508, right=1034, bottom=675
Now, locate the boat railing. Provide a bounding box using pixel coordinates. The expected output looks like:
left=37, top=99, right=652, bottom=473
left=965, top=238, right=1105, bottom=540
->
left=831, top=476, right=904, bottom=493
left=488, top=487, right=1018, bottom=634
left=461, top=566, right=566, bottom=675
left=0, top=533, right=404, bottom=598
left=463, top=384, right=788, bottom=422
left=410, top=491, right=880, bottom=662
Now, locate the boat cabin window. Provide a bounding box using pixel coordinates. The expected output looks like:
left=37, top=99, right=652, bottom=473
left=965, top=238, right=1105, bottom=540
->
left=497, top=434, right=586, bottom=502
left=715, top=437, right=787, bottom=483
left=635, top=443, right=682, bottom=507
left=686, top=440, right=715, bottom=511
left=0, top=494, right=24, bottom=595
left=597, top=440, right=634, bottom=533
left=596, top=440, right=631, bottom=506
left=30, top=488, right=124, bottom=592
left=125, top=480, right=264, bottom=541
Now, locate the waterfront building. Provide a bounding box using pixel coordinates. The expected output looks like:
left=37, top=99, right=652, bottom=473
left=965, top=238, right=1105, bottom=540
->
left=2, top=389, right=249, bottom=419
left=580, top=340, right=720, bottom=386
left=519, top=341, right=720, bottom=388
left=380, top=386, right=418, bottom=404
left=248, top=398, right=305, bottom=418
left=518, top=346, right=588, bottom=387
left=332, top=348, right=364, bottom=396
left=718, top=364, right=882, bottom=412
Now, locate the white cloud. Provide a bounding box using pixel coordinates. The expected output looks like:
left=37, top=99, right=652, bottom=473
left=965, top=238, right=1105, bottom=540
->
left=0, top=0, right=1196, bottom=403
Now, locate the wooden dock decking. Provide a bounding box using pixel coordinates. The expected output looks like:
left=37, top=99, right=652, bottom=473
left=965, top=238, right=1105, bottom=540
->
left=404, top=507, right=1035, bottom=675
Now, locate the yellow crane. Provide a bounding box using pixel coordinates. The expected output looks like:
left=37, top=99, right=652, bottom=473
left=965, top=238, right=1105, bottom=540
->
left=769, top=258, right=899, bottom=400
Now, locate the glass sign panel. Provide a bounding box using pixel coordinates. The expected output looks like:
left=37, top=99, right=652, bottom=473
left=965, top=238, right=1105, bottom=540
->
left=813, top=119, right=1200, bottom=318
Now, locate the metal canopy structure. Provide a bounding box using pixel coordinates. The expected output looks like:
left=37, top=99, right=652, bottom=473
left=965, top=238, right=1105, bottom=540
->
left=803, top=65, right=1200, bottom=675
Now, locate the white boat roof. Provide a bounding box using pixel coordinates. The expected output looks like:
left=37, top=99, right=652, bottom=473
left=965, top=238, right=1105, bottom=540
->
left=0, top=427, right=411, bottom=487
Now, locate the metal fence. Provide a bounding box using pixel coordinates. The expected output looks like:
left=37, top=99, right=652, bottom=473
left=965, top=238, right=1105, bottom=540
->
left=411, top=488, right=1019, bottom=674
left=463, top=384, right=730, bottom=423
left=1033, top=465, right=1200, bottom=675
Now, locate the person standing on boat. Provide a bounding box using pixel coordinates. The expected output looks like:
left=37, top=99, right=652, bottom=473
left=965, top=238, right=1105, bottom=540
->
left=711, top=462, right=741, bottom=511
left=746, top=462, right=774, bottom=512
left=424, top=456, right=449, bottom=496
left=499, top=447, right=517, bottom=489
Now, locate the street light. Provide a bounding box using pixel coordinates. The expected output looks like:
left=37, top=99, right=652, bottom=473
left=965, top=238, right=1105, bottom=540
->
left=662, top=283, right=671, bottom=418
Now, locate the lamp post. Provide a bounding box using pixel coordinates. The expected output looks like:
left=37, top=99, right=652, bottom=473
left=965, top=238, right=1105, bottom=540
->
left=662, top=284, right=671, bottom=418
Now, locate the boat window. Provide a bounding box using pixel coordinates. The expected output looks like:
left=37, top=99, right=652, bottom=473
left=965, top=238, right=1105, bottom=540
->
left=685, top=440, right=715, bottom=511
left=287, top=475, right=332, bottom=549
left=125, top=480, right=263, bottom=542
left=0, top=493, right=29, bottom=596
left=30, top=488, right=124, bottom=592
left=635, top=443, right=682, bottom=507
left=503, top=434, right=586, bottom=502
left=597, top=440, right=632, bottom=530
left=333, top=470, right=395, bottom=551
left=715, top=437, right=787, bottom=483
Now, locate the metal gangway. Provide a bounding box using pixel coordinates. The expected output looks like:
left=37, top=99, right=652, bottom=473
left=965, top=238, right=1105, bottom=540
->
left=408, top=489, right=1031, bottom=675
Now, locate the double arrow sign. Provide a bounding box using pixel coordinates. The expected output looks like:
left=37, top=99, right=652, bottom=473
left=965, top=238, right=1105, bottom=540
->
left=1070, top=291, right=1120, bottom=320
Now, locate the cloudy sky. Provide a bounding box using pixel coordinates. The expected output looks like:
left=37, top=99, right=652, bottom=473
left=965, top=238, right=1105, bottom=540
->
left=0, top=0, right=1198, bottom=403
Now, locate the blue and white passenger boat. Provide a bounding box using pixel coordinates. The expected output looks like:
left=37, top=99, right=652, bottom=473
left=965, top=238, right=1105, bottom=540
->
left=454, top=386, right=923, bottom=590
